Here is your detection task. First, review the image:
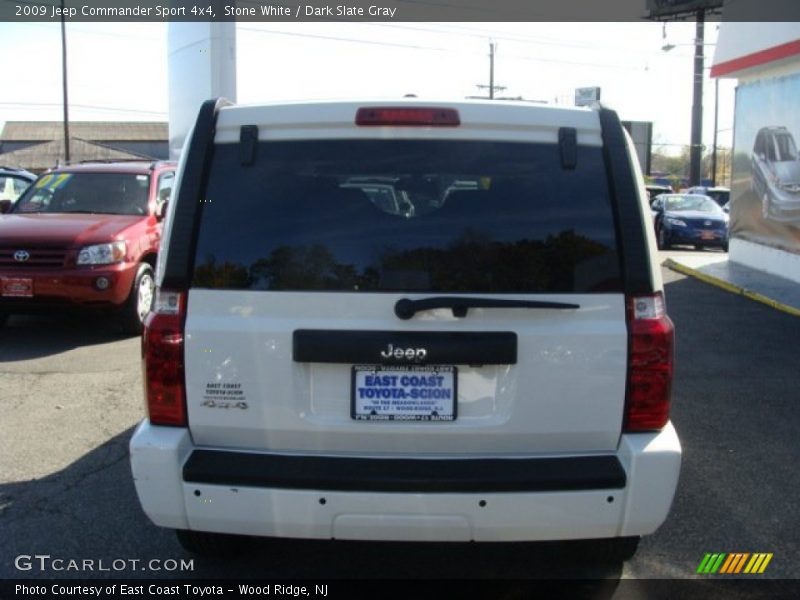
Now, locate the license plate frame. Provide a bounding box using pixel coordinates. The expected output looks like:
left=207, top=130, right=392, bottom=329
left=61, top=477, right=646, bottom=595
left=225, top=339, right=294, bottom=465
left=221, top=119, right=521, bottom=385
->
left=1, top=277, right=33, bottom=297
left=351, top=365, right=457, bottom=422
left=700, top=231, right=716, bottom=240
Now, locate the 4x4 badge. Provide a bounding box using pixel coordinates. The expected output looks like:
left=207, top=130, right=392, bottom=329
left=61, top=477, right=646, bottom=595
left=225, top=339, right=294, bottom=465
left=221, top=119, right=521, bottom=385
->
left=13, top=250, right=30, bottom=262
left=380, top=343, right=427, bottom=361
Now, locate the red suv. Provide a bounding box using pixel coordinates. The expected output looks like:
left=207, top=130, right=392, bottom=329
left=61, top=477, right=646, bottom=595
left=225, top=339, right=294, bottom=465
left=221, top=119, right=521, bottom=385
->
left=0, top=160, right=175, bottom=333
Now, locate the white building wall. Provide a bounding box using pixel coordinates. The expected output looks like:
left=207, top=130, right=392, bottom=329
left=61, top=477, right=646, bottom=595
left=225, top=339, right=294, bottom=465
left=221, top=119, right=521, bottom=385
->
left=168, top=21, right=237, bottom=160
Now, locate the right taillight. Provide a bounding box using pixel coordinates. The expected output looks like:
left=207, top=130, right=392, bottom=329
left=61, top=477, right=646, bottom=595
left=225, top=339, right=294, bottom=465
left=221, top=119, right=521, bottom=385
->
left=624, top=293, right=674, bottom=432
left=142, top=289, right=187, bottom=427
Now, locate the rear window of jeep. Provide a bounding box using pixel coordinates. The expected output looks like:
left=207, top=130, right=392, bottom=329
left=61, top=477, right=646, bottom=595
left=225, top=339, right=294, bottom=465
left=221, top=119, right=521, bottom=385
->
left=192, top=140, right=622, bottom=293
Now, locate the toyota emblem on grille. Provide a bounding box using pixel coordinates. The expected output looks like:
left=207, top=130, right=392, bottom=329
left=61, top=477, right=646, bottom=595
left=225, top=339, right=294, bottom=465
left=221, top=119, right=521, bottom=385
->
left=13, top=250, right=30, bottom=262
left=704, top=220, right=712, bottom=226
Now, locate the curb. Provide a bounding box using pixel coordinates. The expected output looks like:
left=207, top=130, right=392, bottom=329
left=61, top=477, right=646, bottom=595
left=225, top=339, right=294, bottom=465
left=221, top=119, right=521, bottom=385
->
left=664, top=259, right=800, bottom=318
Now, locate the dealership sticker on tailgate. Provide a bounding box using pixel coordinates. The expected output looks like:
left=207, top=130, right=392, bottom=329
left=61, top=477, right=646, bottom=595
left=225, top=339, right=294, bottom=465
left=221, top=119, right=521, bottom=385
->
left=352, top=365, right=457, bottom=421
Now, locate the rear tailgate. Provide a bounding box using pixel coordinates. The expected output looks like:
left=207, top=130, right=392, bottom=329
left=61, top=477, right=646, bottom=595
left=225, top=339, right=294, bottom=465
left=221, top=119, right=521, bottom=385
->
left=180, top=101, right=629, bottom=456
left=184, top=291, right=626, bottom=453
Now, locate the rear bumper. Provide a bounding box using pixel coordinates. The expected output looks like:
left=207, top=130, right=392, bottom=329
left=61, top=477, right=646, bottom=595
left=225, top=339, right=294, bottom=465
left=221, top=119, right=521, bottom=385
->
left=129, top=421, right=681, bottom=542
left=183, top=452, right=627, bottom=493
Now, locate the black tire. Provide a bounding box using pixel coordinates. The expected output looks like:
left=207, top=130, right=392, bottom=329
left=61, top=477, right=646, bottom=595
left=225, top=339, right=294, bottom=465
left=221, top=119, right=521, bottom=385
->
left=605, top=536, right=641, bottom=561
left=583, top=536, right=641, bottom=563
left=722, top=240, right=729, bottom=252
left=694, top=244, right=704, bottom=251
left=175, top=529, right=251, bottom=557
left=119, top=263, right=155, bottom=335
left=657, top=226, right=670, bottom=250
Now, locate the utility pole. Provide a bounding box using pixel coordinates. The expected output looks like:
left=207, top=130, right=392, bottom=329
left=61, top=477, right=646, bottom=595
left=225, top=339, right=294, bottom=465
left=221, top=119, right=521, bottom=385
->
left=60, top=0, right=70, bottom=164
left=476, top=42, right=506, bottom=99
left=689, top=10, right=704, bottom=186
left=489, top=41, right=495, bottom=99
left=711, top=77, right=719, bottom=186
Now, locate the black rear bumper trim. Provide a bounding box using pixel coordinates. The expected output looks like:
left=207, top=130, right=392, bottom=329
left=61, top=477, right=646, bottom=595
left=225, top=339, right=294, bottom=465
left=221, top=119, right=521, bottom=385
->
left=183, top=451, right=626, bottom=493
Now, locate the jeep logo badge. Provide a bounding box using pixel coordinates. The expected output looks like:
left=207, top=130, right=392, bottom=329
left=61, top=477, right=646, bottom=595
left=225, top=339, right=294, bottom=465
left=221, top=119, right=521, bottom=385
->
left=13, top=250, right=30, bottom=262
left=380, top=343, right=427, bottom=361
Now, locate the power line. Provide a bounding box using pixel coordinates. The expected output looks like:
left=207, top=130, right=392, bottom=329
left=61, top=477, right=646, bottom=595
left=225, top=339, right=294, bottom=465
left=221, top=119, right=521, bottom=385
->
left=371, top=22, right=678, bottom=57
left=238, top=26, right=649, bottom=71
left=8, top=21, right=162, bottom=40
left=0, top=102, right=166, bottom=116
left=241, top=21, right=685, bottom=62
left=238, top=25, right=446, bottom=52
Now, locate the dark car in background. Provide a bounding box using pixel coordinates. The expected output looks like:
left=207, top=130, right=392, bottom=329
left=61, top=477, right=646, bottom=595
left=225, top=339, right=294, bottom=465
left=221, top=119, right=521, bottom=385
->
left=0, top=166, right=36, bottom=210
left=646, top=184, right=672, bottom=202
left=651, top=193, right=729, bottom=251
left=0, top=160, right=175, bottom=333
left=752, top=126, right=800, bottom=222
left=686, top=185, right=730, bottom=209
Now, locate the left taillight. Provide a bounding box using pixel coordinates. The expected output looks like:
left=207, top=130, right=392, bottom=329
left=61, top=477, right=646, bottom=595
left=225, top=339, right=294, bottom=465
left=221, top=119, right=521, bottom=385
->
left=142, top=289, right=187, bottom=427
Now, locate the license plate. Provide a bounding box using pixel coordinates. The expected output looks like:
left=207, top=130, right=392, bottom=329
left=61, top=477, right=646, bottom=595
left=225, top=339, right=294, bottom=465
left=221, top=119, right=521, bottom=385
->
left=1, top=277, right=33, bottom=297
left=351, top=365, right=457, bottom=421
left=700, top=231, right=716, bottom=240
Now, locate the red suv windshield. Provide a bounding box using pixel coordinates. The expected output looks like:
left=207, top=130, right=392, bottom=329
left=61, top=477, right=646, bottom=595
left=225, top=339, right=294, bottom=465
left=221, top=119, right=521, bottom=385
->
left=15, top=172, right=150, bottom=216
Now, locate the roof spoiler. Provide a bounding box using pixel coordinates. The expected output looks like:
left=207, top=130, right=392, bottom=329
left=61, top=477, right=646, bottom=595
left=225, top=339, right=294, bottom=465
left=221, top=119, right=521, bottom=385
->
left=162, top=97, right=232, bottom=290
left=597, top=106, right=655, bottom=296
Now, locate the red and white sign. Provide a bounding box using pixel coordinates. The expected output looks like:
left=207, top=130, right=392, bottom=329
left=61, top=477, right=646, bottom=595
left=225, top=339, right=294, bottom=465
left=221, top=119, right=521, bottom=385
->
left=712, top=23, right=800, bottom=78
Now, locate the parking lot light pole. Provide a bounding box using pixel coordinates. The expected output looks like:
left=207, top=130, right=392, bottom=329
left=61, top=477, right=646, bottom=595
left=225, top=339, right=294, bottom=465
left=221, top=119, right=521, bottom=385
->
left=663, top=18, right=717, bottom=188
left=712, top=77, right=719, bottom=186
left=689, top=10, right=704, bottom=187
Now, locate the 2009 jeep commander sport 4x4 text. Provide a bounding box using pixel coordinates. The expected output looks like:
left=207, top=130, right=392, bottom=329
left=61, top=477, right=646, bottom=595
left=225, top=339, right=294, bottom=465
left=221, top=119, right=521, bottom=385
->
left=130, top=99, right=680, bottom=559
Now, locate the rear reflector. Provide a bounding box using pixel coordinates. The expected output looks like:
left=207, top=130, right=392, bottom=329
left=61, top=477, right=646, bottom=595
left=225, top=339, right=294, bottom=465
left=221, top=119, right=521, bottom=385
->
left=624, top=293, right=674, bottom=432
left=356, top=107, right=460, bottom=127
left=142, top=290, right=187, bottom=427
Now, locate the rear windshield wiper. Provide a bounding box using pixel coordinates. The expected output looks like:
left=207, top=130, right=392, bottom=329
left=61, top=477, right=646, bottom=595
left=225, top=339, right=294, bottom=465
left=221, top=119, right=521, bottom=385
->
left=394, top=296, right=580, bottom=320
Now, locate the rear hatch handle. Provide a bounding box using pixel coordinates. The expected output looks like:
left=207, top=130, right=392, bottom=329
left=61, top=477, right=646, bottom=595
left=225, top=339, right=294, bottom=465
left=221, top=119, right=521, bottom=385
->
left=394, top=297, right=580, bottom=320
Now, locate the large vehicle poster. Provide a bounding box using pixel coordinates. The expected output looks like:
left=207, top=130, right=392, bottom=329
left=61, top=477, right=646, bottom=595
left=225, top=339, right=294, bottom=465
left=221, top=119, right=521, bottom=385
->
left=730, top=73, right=800, bottom=254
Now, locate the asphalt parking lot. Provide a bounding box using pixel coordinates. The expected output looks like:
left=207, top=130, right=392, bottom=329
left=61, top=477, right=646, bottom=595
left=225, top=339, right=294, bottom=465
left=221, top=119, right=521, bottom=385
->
left=1, top=256, right=798, bottom=586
